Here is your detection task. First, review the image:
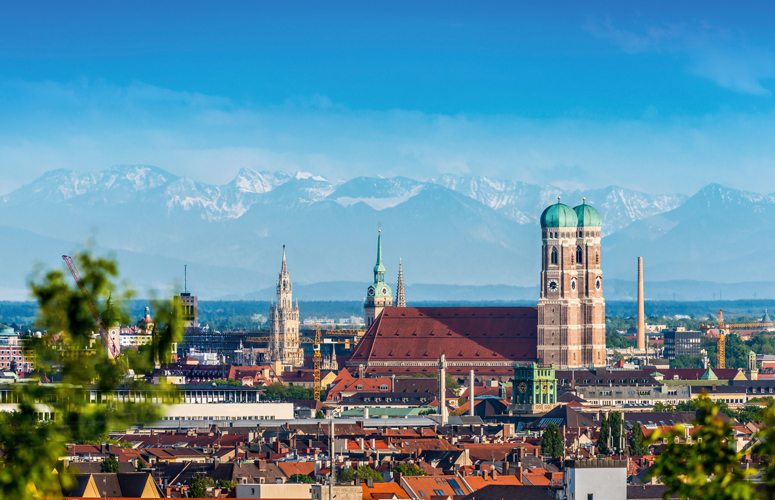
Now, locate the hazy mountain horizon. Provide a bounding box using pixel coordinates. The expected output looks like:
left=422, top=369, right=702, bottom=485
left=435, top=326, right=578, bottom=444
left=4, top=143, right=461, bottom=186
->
left=0, top=165, right=771, bottom=300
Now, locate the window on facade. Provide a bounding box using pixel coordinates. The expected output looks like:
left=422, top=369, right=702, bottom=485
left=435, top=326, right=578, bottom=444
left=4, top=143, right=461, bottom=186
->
left=576, top=246, right=583, bottom=264
left=551, top=247, right=558, bottom=265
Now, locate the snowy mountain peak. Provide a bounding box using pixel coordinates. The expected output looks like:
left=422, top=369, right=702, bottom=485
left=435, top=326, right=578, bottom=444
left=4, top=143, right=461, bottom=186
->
left=230, top=168, right=292, bottom=194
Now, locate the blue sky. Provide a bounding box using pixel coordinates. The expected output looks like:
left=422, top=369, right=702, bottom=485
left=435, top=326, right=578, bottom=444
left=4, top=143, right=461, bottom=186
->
left=1, top=1, right=775, bottom=194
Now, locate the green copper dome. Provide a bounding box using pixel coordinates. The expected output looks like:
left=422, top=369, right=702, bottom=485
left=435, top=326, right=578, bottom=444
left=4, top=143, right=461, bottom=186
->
left=573, top=199, right=602, bottom=227
left=540, top=198, right=578, bottom=228
left=101, top=294, right=121, bottom=327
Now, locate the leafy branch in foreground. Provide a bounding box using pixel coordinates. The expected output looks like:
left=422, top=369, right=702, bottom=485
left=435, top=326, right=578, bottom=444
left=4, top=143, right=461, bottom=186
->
left=0, top=249, right=184, bottom=500
left=646, top=396, right=771, bottom=500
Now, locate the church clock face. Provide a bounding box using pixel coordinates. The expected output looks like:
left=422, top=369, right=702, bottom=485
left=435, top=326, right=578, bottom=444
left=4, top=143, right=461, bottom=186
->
left=518, top=382, right=527, bottom=394
left=368, top=286, right=375, bottom=296
left=381, top=286, right=388, bottom=295
left=595, top=277, right=602, bottom=290
left=548, top=280, right=559, bottom=292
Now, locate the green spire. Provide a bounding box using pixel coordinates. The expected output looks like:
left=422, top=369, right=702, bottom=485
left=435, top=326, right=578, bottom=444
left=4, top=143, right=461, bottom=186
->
left=373, top=224, right=386, bottom=282
left=102, top=293, right=121, bottom=327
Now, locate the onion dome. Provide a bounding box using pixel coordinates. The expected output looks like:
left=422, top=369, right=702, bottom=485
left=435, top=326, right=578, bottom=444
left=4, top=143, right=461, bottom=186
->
left=101, top=294, right=121, bottom=327
left=540, top=197, right=578, bottom=228
left=573, top=198, right=602, bottom=227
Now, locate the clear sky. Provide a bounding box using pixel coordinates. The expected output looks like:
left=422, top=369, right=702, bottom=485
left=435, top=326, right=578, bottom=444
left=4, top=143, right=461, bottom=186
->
left=1, top=1, right=775, bottom=195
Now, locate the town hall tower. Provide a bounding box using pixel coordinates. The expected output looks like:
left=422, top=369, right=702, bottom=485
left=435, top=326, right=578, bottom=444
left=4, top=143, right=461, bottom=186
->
left=364, top=226, right=393, bottom=327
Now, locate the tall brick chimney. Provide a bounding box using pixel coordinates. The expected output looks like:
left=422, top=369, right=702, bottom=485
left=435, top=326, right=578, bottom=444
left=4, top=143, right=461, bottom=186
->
left=637, top=257, right=645, bottom=350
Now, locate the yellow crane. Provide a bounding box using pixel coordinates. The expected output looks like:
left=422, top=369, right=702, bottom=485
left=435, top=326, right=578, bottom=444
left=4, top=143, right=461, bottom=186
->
left=313, top=325, right=322, bottom=402
left=247, top=331, right=350, bottom=402
left=700, top=309, right=770, bottom=369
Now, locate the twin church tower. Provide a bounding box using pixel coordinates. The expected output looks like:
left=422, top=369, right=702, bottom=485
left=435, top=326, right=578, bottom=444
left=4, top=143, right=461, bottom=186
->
left=271, top=197, right=605, bottom=371
left=538, top=198, right=606, bottom=368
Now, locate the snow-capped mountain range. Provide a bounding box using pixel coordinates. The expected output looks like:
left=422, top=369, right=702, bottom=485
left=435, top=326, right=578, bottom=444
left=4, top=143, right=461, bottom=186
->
left=0, top=165, right=769, bottom=300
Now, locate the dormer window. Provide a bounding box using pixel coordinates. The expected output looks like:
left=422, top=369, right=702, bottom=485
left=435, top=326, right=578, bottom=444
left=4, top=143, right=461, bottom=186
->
left=356, top=385, right=363, bottom=390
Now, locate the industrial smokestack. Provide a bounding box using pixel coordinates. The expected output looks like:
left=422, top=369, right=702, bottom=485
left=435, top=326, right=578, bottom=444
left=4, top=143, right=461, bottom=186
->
left=469, top=370, right=475, bottom=417
left=637, top=257, right=645, bottom=350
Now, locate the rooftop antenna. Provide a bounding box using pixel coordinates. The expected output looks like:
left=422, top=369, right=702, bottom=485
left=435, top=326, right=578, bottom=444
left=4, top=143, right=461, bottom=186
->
left=184, top=265, right=188, bottom=293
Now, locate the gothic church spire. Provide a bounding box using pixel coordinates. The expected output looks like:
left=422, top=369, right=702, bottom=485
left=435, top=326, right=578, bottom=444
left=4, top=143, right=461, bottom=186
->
left=396, top=258, right=406, bottom=307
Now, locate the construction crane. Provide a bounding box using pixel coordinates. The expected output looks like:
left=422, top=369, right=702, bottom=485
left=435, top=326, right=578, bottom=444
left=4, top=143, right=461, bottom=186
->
left=246, top=332, right=349, bottom=402
left=700, top=309, right=770, bottom=369
left=313, top=325, right=322, bottom=402
left=62, top=255, right=120, bottom=359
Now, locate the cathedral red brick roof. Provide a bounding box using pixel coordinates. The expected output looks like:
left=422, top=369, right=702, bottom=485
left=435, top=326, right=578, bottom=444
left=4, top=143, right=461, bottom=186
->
left=347, top=307, right=538, bottom=369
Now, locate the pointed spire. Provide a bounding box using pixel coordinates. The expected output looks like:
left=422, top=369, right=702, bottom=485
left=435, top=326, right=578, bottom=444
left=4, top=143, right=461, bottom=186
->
left=281, top=245, right=287, bottom=274
left=373, top=224, right=386, bottom=282
left=396, top=258, right=406, bottom=307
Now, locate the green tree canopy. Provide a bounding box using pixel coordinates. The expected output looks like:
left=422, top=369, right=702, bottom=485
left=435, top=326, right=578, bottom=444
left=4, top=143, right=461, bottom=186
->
left=647, top=398, right=759, bottom=500
left=0, top=249, right=183, bottom=500
left=339, top=466, right=383, bottom=483
left=628, top=423, right=648, bottom=456
left=186, top=473, right=214, bottom=498
left=393, top=463, right=427, bottom=476
left=541, top=423, right=563, bottom=458
left=100, top=456, right=120, bottom=473
left=288, top=474, right=315, bottom=484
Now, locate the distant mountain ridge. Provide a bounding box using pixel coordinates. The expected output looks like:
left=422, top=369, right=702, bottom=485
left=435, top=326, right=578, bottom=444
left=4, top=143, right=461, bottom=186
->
left=0, top=165, right=769, bottom=300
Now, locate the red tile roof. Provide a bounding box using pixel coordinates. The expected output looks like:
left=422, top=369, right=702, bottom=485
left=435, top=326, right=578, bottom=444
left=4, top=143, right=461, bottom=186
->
left=347, top=307, right=538, bottom=369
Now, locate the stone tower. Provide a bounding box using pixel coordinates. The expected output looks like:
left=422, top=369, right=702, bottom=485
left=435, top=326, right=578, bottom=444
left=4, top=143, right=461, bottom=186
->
left=537, top=197, right=605, bottom=368
left=364, top=226, right=393, bottom=327
left=396, top=258, right=406, bottom=308
left=269, top=246, right=303, bottom=369
left=574, top=199, right=606, bottom=367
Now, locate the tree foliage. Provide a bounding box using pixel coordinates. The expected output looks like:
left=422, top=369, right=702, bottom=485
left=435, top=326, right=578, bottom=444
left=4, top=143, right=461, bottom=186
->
left=261, top=382, right=314, bottom=400
left=135, top=459, right=148, bottom=471
left=186, top=473, right=214, bottom=498
left=0, top=249, right=183, bottom=500
left=595, top=412, right=625, bottom=456
left=339, top=465, right=383, bottom=483
left=628, top=423, right=649, bottom=456
left=100, top=455, right=120, bottom=473
left=646, top=398, right=759, bottom=500
left=393, top=463, right=427, bottom=476
left=653, top=402, right=676, bottom=412
left=288, top=474, right=315, bottom=483
left=670, top=354, right=703, bottom=369
left=541, top=423, right=563, bottom=458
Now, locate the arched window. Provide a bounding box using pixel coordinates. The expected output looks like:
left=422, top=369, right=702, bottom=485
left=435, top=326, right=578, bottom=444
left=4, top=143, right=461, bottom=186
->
left=576, top=246, right=583, bottom=264
left=551, top=247, right=558, bottom=265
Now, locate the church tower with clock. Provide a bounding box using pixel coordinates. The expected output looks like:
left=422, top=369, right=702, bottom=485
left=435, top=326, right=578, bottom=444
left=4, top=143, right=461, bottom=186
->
left=537, top=197, right=606, bottom=368
left=364, top=226, right=393, bottom=327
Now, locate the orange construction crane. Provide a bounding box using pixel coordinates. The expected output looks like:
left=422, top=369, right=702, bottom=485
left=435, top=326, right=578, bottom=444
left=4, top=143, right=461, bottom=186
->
left=62, top=255, right=120, bottom=359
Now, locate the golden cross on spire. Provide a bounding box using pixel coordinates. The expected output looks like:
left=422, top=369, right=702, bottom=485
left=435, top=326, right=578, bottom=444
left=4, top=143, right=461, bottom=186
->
left=378, top=222, right=381, bottom=233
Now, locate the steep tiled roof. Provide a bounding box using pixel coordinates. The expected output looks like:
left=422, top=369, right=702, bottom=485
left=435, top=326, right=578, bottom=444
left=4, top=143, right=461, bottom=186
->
left=363, top=481, right=411, bottom=500
left=348, top=307, right=538, bottom=368
left=463, top=474, right=522, bottom=490
left=459, top=485, right=554, bottom=500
